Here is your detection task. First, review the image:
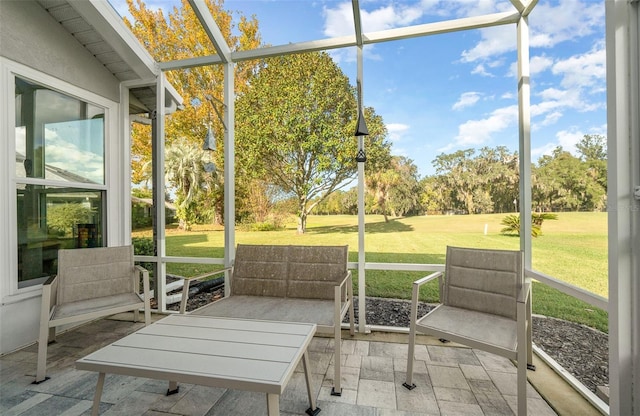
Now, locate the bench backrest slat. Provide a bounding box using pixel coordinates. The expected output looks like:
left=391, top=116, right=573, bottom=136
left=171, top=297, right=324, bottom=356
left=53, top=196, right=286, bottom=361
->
left=232, top=244, right=288, bottom=297
left=287, top=245, right=348, bottom=300
left=232, top=244, right=348, bottom=300
left=57, top=246, right=135, bottom=304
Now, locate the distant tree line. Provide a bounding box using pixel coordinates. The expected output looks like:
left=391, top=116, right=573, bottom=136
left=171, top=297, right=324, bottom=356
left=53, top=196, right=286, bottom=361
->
left=314, top=134, right=607, bottom=217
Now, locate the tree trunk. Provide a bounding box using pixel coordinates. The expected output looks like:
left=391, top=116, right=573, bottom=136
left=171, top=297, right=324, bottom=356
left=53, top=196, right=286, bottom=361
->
left=214, top=199, right=224, bottom=225
left=297, top=211, right=307, bottom=234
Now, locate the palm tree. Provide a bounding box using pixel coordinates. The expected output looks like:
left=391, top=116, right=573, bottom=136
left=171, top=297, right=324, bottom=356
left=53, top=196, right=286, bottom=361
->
left=165, top=138, right=216, bottom=230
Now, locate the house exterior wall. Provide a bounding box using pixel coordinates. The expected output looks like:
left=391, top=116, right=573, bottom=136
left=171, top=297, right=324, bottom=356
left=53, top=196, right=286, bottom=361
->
left=0, top=0, right=120, bottom=102
left=0, top=1, right=129, bottom=354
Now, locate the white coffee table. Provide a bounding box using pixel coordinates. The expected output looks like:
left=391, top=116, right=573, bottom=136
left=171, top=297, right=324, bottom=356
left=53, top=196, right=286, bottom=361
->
left=76, top=314, right=320, bottom=416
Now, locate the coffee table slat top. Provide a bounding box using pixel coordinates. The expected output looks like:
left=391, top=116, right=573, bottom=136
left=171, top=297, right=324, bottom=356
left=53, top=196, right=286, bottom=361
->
left=76, top=315, right=316, bottom=394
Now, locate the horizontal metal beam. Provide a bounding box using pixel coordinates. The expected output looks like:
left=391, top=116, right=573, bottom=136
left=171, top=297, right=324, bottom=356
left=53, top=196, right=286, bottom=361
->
left=232, top=35, right=356, bottom=62
left=159, top=55, right=223, bottom=71
left=364, top=11, right=520, bottom=43
left=156, top=11, right=519, bottom=70
left=526, top=269, right=608, bottom=311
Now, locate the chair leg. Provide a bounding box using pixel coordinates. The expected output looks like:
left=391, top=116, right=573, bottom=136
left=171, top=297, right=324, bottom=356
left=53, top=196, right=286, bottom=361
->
left=348, top=300, right=355, bottom=337
left=35, top=324, right=51, bottom=383
left=332, top=322, right=342, bottom=396
left=518, top=355, right=527, bottom=416
left=403, top=325, right=417, bottom=389
left=518, top=302, right=528, bottom=416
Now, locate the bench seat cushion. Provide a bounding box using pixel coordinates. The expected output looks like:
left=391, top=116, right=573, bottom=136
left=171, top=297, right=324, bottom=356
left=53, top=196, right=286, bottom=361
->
left=192, top=295, right=337, bottom=332
left=51, top=293, right=144, bottom=324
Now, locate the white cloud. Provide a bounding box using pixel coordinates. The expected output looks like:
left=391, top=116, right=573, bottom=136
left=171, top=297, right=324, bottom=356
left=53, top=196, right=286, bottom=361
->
left=461, top=25, right=515, bottom=63
left=461, top=0, right=604, bottom=64
left=528, top=0, right=604, bottom=49
left=531, top=142, right=558, bottom=159
left=556, top=129, right=584, bottom=154
left=552, top=42, right=606, bottom=91
left=443, top=105, right=518, bottom=151
left=540, top=111, right=563, bottom=126
left=452, top=92, right=481, bottom=110
left=44, top=126, right=104, bottom=183
left=532, top=127, right=598, bottom=160
left=323, top=2, right=426, bottom=37
left=323, top=2, right=356, bottom=37
left=471, top=64, right=493, bottom=77
left=530, top=55, right=554, bottom=75
left=386, top=123, right=410, bottom=144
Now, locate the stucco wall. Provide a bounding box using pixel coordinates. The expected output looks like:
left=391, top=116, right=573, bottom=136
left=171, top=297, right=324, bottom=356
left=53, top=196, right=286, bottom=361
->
left=0, top=0, right=120, bottom=102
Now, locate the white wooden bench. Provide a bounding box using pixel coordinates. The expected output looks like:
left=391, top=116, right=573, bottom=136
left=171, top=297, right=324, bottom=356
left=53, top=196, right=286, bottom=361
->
left=36, top=245, right=151, bottom=383
left=180, top=244, right=355, bottom=396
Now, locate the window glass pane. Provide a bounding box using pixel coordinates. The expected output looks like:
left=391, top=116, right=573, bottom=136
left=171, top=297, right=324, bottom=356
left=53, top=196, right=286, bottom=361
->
left=17, top=185, right=104, bottom=288
left=15, top=77, right=105, bottom=184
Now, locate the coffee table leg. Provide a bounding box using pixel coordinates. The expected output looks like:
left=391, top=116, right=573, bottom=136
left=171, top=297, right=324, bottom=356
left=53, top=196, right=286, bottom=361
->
left=302, top=351, right=321, bottom=415
left=92, top=372, right=105, bottom=416
left=266, top=393, right=279, bottom=415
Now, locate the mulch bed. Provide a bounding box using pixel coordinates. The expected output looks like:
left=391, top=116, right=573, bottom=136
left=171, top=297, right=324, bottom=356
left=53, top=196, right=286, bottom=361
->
left=165, top=285, right=609, bottom=394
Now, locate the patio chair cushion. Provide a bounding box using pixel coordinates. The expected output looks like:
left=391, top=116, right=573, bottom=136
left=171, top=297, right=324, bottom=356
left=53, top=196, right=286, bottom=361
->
left=416, top=304, right=518, bottom=355
left=444, top=246, right=520, bottom=320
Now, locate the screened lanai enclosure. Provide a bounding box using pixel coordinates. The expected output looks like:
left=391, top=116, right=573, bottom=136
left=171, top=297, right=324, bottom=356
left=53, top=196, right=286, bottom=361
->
left=1, top=0, right=638, bottom=414
left=119, top=1, right=639, bottom=414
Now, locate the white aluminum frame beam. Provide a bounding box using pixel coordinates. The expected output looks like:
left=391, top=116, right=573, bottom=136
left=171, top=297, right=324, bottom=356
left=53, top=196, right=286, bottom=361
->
left=154, top=74, right=167, bottom=311
left=516, top=12, right=533, bottom=269
left=223, top=61, right=235, bottom=297
left=159, top=11, right=520, bottom=71
left=606, top=0, right=640, bottom=414
left=187, top=0, right=232, bottom=63
left=352, top=0, right=368, bottom=333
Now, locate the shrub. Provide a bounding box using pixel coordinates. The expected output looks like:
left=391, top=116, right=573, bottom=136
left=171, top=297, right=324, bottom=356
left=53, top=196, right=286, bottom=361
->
left=132, top=237, right=155, bottom=281
left=500, top=213, right=558, bottom=237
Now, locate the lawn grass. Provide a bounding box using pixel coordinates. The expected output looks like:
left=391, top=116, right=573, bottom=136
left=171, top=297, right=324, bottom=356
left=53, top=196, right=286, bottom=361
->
left=133, top=212, right=609, bottom=332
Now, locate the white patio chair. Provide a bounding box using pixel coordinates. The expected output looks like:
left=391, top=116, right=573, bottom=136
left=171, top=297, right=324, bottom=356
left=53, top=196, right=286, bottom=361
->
left=404, top=246, right=535, bottom=416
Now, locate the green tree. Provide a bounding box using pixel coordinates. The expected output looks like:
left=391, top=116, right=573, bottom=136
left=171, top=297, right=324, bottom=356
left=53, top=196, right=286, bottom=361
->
left=384, top=156, right=422, bottom=218
left=164, top=139, right=218, bottom=230
left=419, top=176, right=449, bottom=214
left=535, top=146, right=604, bottom=211
left=432, top=149, right=478, bottom=214
left=576, top=134, right=607, bottom=210
left=235, top=51, right=391, bottom=233
left=47, top=203, right=95, bottom=237
left=480, top=146, right=519, bottom=213
left=124, top=0, right=263, bottom=224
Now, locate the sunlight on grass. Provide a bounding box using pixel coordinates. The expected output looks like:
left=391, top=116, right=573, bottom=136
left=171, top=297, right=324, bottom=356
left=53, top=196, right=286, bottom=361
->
left=133, top=212, right=608, bottom=332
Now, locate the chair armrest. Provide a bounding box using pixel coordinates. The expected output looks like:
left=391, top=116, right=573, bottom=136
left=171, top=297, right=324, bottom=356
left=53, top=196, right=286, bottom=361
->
left=413, top=271, right=443, bottom=288
left=517, top=281, right=531, bottom=304
left=134, top=265, right=151, bottom=296
left=41, top=274, right=59, bottom=320
left=134, top=265, right=152, bottom=325
left=337, top=270, right=352, bottom=290
left=336, top=270, right=353, bottom=304
left=409, top=271, right=443, bottom=329
left=178, top=267, right=231, bottom=314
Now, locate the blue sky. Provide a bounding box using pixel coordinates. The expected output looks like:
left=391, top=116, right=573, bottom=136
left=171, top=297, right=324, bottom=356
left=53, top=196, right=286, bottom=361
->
left=110, top=0, right=606, bottom=177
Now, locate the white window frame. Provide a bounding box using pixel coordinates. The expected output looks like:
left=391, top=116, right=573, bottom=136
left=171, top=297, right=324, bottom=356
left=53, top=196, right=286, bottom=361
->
left=0, top=58, right=121, bottom=302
